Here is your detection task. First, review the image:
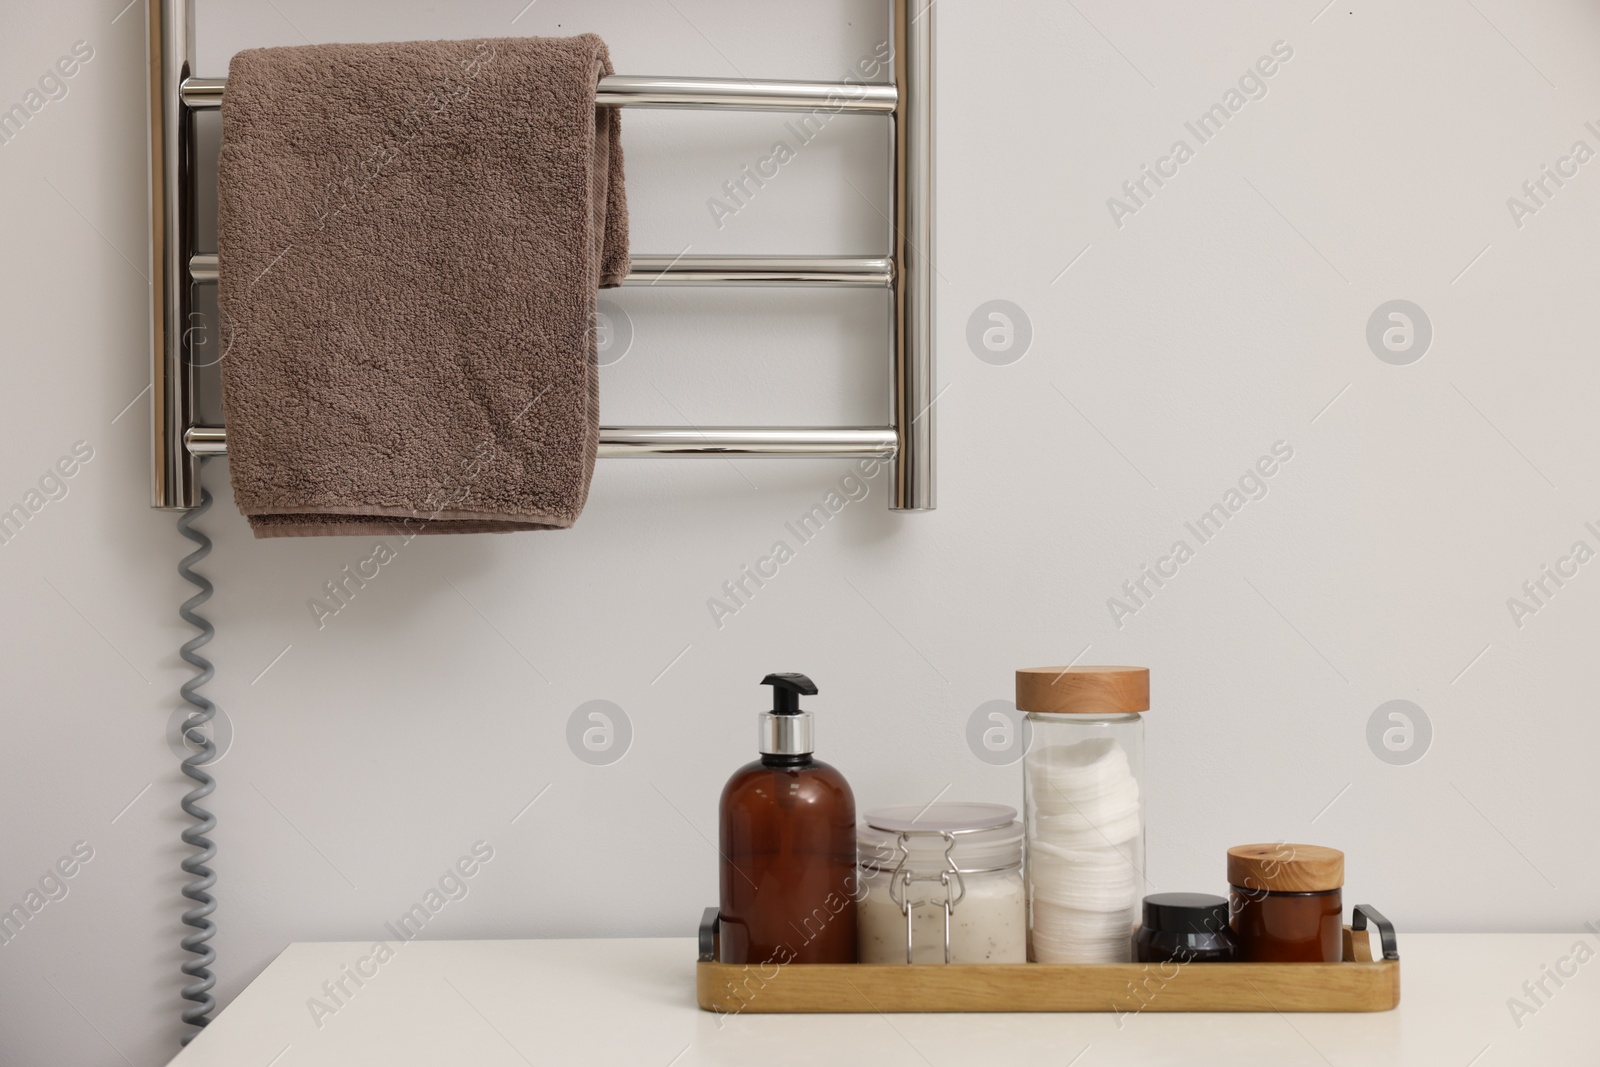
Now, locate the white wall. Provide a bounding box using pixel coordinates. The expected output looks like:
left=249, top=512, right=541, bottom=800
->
left=3, top=0, right=1599, bottom=1062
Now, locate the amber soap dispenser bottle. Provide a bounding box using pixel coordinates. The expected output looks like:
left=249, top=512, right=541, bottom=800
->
left=717, top=673, right=858, bottom=965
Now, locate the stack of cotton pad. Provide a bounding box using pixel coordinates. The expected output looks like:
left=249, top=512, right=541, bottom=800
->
left=1025, top=737, right=1141, bottom=963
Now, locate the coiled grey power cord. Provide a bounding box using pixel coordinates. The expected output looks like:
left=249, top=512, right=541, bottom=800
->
left=177, top=475, right=218, bottom=1042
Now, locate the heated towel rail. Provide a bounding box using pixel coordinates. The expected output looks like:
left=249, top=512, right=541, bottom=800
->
left=147, top=0, right=936, bottom=511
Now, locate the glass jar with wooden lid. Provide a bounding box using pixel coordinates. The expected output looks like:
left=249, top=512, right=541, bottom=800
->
left=1018, top=665, right=1148, bottom=964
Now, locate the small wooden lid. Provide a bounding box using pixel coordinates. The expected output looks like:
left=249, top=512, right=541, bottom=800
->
left=1015, top=666, right=1149, bottom=715
left=1227, top=843, right=1344, bottom=892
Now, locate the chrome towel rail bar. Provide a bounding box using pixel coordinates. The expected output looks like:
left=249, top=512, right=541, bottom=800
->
left=184, top=426, right=898, bottom=460
left=178, top=75, right=900, bottom=113
left=186, top=253, right=896, bottom=289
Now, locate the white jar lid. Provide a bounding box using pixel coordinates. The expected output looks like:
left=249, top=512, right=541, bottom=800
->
left=860, top=802, right=1022, bottom=873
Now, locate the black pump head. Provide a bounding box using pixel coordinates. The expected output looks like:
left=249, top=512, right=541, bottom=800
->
left=761, top=673, right=817, bottom=715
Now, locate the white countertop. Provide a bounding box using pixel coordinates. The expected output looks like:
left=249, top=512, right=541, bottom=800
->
left=168, top=934, right=1598, bottom=1066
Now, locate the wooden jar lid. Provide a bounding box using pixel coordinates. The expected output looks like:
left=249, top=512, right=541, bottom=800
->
left=1227, top=843, right=1344, bottom=892
left=1015, top=666, right=1149, bottom=715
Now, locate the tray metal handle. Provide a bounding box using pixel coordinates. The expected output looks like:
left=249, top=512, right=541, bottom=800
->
left=1352, top=903, right=1399, bottom=961
left=698, top=907, right=720, bottom=963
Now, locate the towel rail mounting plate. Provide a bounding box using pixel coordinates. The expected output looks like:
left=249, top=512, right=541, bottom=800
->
left=148, top=0, right=935, bottom=510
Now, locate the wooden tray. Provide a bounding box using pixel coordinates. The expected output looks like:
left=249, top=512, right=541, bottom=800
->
left=695, top=904, right=1400, bottom=1014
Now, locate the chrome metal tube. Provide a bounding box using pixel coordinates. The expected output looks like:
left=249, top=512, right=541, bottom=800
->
left=185, top=426, right=896, bottom=459
left=890, top=0, right=937, bottom=510
left=189, top=253, right=893, bottom=289
left=184, top=426, right=227, bottom=456
left=179, top=75, right=896, bottom=113
left=598, top=76, right=895, bottom=112
left=598, top=427, right=897, bottom=458
left=151, top=0, right=201, bottom=508
left=622, top=255, right=893, bottom=288
left=178, top=76, right=222, bottom=108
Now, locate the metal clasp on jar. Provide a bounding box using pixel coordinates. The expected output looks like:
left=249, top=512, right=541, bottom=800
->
left=863, top=828, right=1017, bottom=964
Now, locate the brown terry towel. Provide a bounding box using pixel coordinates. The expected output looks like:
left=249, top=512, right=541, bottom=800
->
left=217, top=35, right=628, bottom=537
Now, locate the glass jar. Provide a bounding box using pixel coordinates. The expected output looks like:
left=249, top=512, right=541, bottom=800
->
left=857, top=803, right=1025, bottom=964
left=1227, top=843, right=1344, bottom=962
left=1018, top=666, right=1148, bottom=964
left=1132, top=892, right=1240, bottom=963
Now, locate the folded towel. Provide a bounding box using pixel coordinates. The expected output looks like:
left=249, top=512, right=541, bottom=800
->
left=217, top=35, right=628, bottom=537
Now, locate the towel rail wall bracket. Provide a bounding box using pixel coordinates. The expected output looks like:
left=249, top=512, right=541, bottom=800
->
left=147, top=0, right=935, bottom=511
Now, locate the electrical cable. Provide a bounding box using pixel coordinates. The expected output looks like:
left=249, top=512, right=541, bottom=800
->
left=176, top=470, right=218, bottom=1042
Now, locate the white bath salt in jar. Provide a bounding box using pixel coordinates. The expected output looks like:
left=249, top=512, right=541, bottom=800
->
left=857, top=802, right=1026, bottom=964
left=1017, top=666, right=1149, bottom=964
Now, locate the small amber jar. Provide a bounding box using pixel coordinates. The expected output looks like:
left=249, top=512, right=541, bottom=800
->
left=1227, top=844, right=1344, bottom=963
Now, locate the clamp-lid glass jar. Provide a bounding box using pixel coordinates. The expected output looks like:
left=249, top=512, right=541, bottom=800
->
left=1019, top=666, right=1148, bottom=964
left=1227, top=843, right=1344, bottom=962
left=857, top=803, right=1025, bottom=964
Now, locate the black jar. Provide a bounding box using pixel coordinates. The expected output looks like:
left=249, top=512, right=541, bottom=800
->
left=1131, top=893, right=1240, bottom=964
